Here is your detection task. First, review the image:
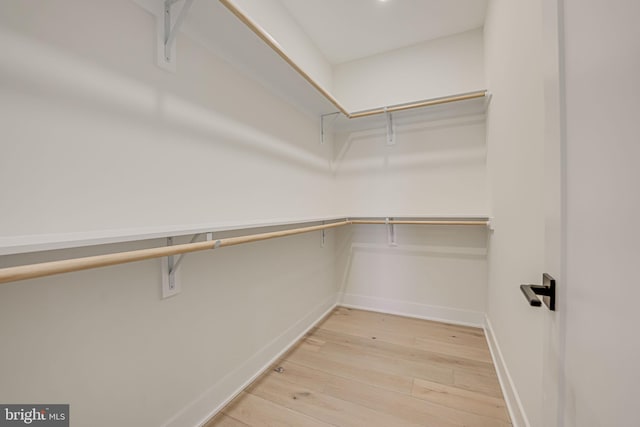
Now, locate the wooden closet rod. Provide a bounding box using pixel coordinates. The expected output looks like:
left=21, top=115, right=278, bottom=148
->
left=0, top=221, right=349, bottom=285
left=347, top=91, right=488, bottom=119
left=351, top=220, right=489, bottom=226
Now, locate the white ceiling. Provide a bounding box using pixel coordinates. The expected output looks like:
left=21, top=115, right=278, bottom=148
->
left=279, top=0, right=488, bottom=65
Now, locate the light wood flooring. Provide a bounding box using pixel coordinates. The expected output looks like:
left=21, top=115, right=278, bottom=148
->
left=204, top=307, right=511, bottom=427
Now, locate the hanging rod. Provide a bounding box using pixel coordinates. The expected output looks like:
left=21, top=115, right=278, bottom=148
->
left=347, top=91, right=488, bottom=119
left=0, top=218, right=490, bottom=285
left=0, top=221, right=348, bottom=285
left=351, top=219, right=489, bottom=226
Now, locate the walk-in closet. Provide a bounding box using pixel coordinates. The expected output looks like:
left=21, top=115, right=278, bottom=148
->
left=1, top=1, right=638, bottom=426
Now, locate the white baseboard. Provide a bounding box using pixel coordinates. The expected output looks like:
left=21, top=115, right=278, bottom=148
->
left=339, top=293, right=485, bottom=328
left=484, top=315, right=529, bottom=427
left=162, top=295, right=337, bottom=427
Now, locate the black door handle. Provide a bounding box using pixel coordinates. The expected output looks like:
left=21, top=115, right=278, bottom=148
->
left=520, top=273, right=556, bottom=311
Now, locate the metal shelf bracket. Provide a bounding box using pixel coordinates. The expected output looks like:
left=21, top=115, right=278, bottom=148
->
left=385, top=108, right=395, bottom=146
left=321, top=112, right=339, bottom=144
left=161, top=232, right=208, bottom=298
left=386, top=217, right=397, bottom=246
left=158, top=0, right=195, bottom=72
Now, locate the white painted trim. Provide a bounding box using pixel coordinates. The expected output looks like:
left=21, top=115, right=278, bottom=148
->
left=161, top=295, right=337, bottom=427
left=484, top=315, right=529, bottom=427
left=339, top=293, right=485, bottom=328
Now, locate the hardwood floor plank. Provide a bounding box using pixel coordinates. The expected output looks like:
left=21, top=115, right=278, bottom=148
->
left=317, top=317, right=417, bottom=348
left=453, top=369, right=504, bottom=398
left=269, top=360, right=330, bottom=393
left=324, top=374, right=511, bottom=427
left=248, top=372, right=421, bottom=427
left=316, top=340, right=455, bottom=385
left=412, top=378, right=510, bottom=421
left=322, top=375, right=462, bottom=427
left=222, top=392, right=333, bottom=427
left=286, top=344, right=414, bottom=394
left=414, top=336, right=493, bottom=363
left=323, top=308, right=488, bottom=348
left=295, top=335, right=326, bottom=353
left=313, top=328, right=496, bottom=377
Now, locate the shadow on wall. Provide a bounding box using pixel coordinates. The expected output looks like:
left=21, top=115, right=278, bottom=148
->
left=332, top=114, right=486, bottom=176
left=0, top=27, right=330, bottom=174
left=335, top=224, right=489, bottom=310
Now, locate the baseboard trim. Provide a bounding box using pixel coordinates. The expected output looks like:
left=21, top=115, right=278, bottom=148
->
left=484, top=315, right=529, bottom=427
left=162, top=295, right=337, bottom=427
left=339, top=293, right=485, bottom=328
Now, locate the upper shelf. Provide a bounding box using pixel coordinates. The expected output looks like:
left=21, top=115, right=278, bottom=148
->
left=216, top=1, right=490, bottom=121
left=140, top=0, right=490, bottom=120
left=172, top=0, right=341, bottom=116
left=217, top=0, right=348, bottom=116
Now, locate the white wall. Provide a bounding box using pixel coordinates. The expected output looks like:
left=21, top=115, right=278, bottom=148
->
left=483, top=0, right=546, bottom=425
left=338, top=224, right=488, bottom=326
left=333, top=29, right=485, bottom=112
left=0, top=1, right=338, bottom=426
left=229, top=0, right=333, bottom=92
left=333, top=112, right=488, bottom=216
left=562, top=0, right=640, bottom=425
left=0, top=0, right=335, bottom=238
left=331, top=33, right=489, bottom=326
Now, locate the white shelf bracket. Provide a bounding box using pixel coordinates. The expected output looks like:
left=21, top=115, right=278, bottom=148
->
left=386, top=217, right=397, bottom=247
left=320, top=112, right=339, bottom=144
left=158, top=0, right=195, bottom=72
left=385, top=107, right=395, bottom=146
left=483, top=92, right=493, bottom=111
left=161, top=233, right=203, bottom=298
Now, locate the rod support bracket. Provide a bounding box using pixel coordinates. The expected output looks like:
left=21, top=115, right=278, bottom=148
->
left=321, top=223, right=326, bottom=248
left=162, top=237, right=181, bottom=298
left=385, top=107, right=395, bottom=146
left=161, top=232, right=204, bottom=299
left=386, top=217, right=397, bottom=246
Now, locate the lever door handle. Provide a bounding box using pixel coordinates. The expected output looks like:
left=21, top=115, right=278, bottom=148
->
left=520, top=274, right=556, bottom=311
